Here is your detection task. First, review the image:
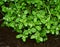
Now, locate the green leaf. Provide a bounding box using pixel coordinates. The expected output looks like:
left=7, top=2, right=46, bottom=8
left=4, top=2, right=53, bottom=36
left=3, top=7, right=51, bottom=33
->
left=15, top=18, right=20, bottom=22
left=51, top=30, right=55, bottom=34
left=3, top=0, right=7, bottom=2
left=44, top=37, right=48, bottom=41
left=35, top=26, right=41, bottom=31
left=24, top=10, right=28, bottom=14
left=36, top=37, right=43, bottom=43
left=0, top=1, right=4, bottom=6
left=34, top=17, right=37, bottom=22
left=31, top=28, right=36, bottom=33
left=16, top=34, right=23, bottom=38
left=56, top=31, right=59, bottom=35
left=32, top=11, right=36, bottom=15
left=2, top=6, right=8, bottom=12
left=45, top=23, right=51, bottom=29
left=22, top=35, right=28, bottom=42
left=30, top=35, right=35, bottom=39
left=23, top=30, right=29, bottom=35
left=8, top=22, right=15, bottom=27
left=19, top=23, right=23, bottom=29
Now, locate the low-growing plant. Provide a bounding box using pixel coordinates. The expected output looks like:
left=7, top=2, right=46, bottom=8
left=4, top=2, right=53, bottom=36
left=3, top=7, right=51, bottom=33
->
left=0, top=0, right=60, bottom=43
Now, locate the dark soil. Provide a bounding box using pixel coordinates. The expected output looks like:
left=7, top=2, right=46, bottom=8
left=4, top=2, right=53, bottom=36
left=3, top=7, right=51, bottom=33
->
left=0, top=27, right=60, bottom=47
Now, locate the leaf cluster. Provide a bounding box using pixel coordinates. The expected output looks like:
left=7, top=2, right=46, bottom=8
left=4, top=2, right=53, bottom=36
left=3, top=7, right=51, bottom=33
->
left=0, top=0, right=60, bottom=43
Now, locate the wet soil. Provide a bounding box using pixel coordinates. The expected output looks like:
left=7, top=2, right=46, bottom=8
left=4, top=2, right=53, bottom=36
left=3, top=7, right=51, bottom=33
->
left=0, top=27, right=60, bottom=47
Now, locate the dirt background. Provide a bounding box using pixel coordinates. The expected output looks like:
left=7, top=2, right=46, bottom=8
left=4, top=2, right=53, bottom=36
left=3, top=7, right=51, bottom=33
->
left=0, top=27, right=60, bottom=47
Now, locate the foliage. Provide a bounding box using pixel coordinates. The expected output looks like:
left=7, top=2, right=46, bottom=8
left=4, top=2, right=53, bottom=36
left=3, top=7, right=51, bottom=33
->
left=0, top=0, right=60, bottom=43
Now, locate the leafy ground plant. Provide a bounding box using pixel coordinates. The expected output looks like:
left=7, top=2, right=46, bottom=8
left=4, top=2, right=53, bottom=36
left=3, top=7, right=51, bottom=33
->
left=0, top=0, right=60, bottom=43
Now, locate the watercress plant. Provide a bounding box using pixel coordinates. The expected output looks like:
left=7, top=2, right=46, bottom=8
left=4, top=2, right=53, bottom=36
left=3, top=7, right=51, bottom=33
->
left=0, top=0, right=60, bottom=43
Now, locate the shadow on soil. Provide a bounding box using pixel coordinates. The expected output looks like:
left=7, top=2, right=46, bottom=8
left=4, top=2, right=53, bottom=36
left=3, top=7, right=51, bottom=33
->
left=0, top=27, right=60, bottom=47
